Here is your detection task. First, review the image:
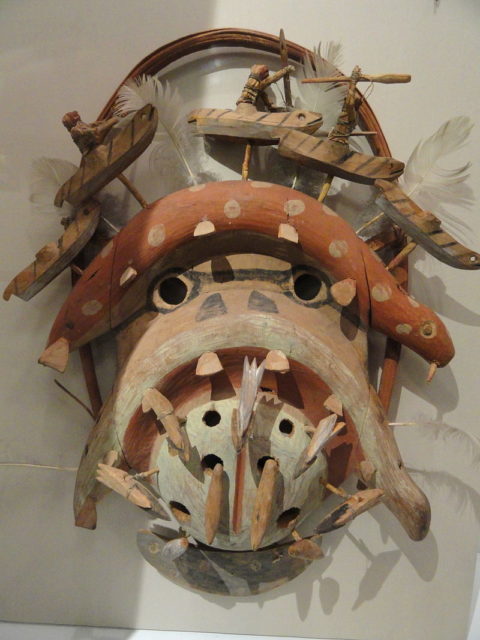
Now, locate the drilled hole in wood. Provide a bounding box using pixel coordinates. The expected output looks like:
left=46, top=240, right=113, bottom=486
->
left=203, top=410, right=221, bottom=426
left=257, top=455, right=275, bottom=472
left=277, top=507, right=300, bottom=528
left=279, top=419, right=294, bottom=435
left=201, top=453, right=223, bottom=473
left=294, top=273, right=321, bottom=301
left=169, top=501, right=191, bottom=523
left=159, top=277, right=188, bottom=305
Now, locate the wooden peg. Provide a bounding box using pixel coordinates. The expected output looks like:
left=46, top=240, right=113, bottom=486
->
left=242, top=142, right=252, bottom=180
left=196, top=351, right=223, bottom=376
left=265, top=349, right=290, bottom=373
left=320, top=478, right=349, bottom=498
left=330, top=278, right=357, bottom=306
left=96, top=464, right=152, bottom=509
left=38, top=337, right=70, bottom=373
left=426, top=362, right=438, bottom=383
left=194, top=220, right=216, bottom=237
left=161, top=536, right=189, bottom=561
left=278, top=223, right=298, bottom=243
left=205, top=463, right=224, bottom=545
left=288, top=531, right=324, bottom=560
left=134, top=467, right=159, bottom=479
left=314, top=488, right=384, bottom=534
left=251, top=458, right=279, bottom=550
left=142, top=388, right=185, bottom=455
left=323, top=394, right=343, bottom=416
left=386, top=241, right=417, bottom=271
left=318, top=174, right=334, bottom=202
left=119, top=266, right=138, bottom=287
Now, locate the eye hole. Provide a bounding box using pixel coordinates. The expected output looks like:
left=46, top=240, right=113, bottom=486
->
left=277, top=507, right=300, bottom=528
left=169, top=501, right=191, bottom=523
left=294, top=273, right=321, bottom=300
left=279, top=419, right=294, bottom=435
left=201, top=453, right=223, bottom=472
left=151, top=273, right=190, bottom=310
left=257, top=455, right=275, bottom=472
left=297, top=112, right=306, bottom=120
left=203, top=410, right=221, bottom=426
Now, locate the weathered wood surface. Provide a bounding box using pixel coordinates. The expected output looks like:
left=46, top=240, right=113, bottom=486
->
left=251, top=458, right=279, bottom=550
left=303, top=73, right=411, bottom=84
left=278, top=129, right=404, bottom=185
left=376, top=179, right=480, bottom=269
left=205, top=463, right=224, bottom=544
left=3, top=200, right=100, bottom=301
left=55, top=104, right=157, bottom=207
left=138, top=528, right=313, bottom=596
left=315, top=488, right=384, bottom=533
left=189, top=104, right=323, bottom=144
left=45, top=181, right=453, bottom=369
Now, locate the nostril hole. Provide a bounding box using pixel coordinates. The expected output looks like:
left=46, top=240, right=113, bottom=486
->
left=201, top=453, right=223, bottom=473
left=277, top=507, right=300, bottom=528
left=203, top=410, right=221, bottom=427
left=257, top=455, right=275, bottom=472
left=169, top=501, right=191, bottom=523
left=279, top=419, right=294, bottom=435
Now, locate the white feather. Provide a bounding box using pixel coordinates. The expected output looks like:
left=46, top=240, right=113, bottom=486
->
left=401, top=116, right=473, bottom=211
left=114, top=75, right=210, bottom=191
left=238, top=357, right=266, bottom=439
left=29, top=157, right=77, bottom=217
left=296, top=41, right=347, bottom=130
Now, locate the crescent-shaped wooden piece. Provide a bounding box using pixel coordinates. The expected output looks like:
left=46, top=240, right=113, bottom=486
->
left=42, top=180, right=454, bottom=372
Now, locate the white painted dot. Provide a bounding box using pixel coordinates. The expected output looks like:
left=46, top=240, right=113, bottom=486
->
left=250, top=181, right=272, bottom=188
left=148, top=224, right=166, bottom=247
left=322, top=205, right=339, bottom=217
left=371, top=283, right=392, bottom=302
left=328, top=240, right=349, bottom=258
left=408, top=296, right=420, bottom=308
left=284, top=199, right=306, bottom=216
left=100, top=241, right=113, bottom=258
left=189, top=184, right=206, bottom=192
left=224, top=199, right=241, bottom=218
left=396, top=323, right=412, bottom=335
left=82, top=300, right=103, bottom=316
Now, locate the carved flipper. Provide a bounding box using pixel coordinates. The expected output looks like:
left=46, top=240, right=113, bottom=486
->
left=3, top=200, right=100, bottom=301
left=55, top=104, right=157, bottom=207
left=278, top=129, right=404, bottom=184
left=375, top=179, right=480, bottom=269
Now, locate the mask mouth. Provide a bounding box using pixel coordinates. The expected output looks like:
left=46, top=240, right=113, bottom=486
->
left=137, top=526, right=315, bottom=597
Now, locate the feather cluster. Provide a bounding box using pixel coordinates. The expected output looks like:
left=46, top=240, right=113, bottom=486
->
left=400, top=117, right=474, bottom=240
left=296, top=41, right=346, bottom=131
left=29, top=157, right=77, bottom=218
left=114, top=75, right=212, bottom=192
left=236, top=357, right=266, bottom=449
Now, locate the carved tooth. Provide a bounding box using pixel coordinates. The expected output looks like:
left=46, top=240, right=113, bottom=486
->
left=330, top=278, right=357, bottom=306
left=142, top=388, right=185, bottom=454
left=38, top=337, right=70, bottom=373
left=265, top=349, right=290, bottom=373
left=250, top=458, right=278, bottom=550
left=161, top=536, right=189, bottom=561
left=278, top=222, right=298, bottom=243
left=314, top=488, right=384, bottom=534
left=196, top=351, right=223, bottom=376
left=205, top=463, right=224, bottom=544
left=323, top=393, right=343, bottom=416
left=119, top=266, right=138, bottom=287
left=426, top=362, right=438, bottom=383
left=194, top=220, right=215, bottom=237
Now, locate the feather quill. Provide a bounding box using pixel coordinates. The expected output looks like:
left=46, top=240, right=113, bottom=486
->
left=296, top=41, right=346, bottom=130
left=237, top=357, right=266, bottom=446
left=401, top=116, right=473, bottom=211
left=114, top=75, right=211, bottom=191
left=29, top=157, right=77, bottom=218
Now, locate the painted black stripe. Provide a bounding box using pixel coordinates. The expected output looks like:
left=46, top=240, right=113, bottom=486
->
left=354, top=156, right=376, bottom=172
left=309, top=138, right=324, bottom=153
left=204, top=108, right=215, bottom=117
left=367, top=159, right=389, bottom=176
left=336, top=150, right=356, bottom=164
left=130, top=117, right=135, bottom=147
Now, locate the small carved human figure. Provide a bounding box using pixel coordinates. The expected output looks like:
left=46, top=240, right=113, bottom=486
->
left=61, top=111, right=119, bottom=156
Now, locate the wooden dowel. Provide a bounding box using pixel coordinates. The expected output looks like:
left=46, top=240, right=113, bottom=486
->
left=302, top=74, right=411, bottom=84
left=70, top=264, right=84, bottom=276
left=279, top=29, right=292, bottom=107
left=117, top=173, right=149, bottom=209
left=242, top=143, right=252, bottom=180
left=258, top=65, right=295, bottom=91
left=321, top=479, right=349, bottom=498
left=356, top=211, right=385, bottom=235
left=387, top=240, right=417, bottom=271
left=232, top=446, right=247, bottom=534
left=378, top=338, right=402, bottom=413
left=318, top=174, right=334, bottom=202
